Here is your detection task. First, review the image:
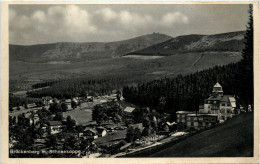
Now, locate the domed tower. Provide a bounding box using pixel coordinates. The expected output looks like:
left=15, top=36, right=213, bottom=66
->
left=212, top=82, right=223, bottom=96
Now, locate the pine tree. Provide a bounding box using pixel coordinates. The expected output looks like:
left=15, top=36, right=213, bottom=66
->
left=235, top=4, right=254, bottom=109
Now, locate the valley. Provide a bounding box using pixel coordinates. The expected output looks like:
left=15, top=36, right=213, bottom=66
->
left=9, top=31, right=244, bottom=92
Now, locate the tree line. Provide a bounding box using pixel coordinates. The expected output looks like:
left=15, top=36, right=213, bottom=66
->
left=27, top=78, right=124, bottom=99
left=123, top=63, right=240, bottom=116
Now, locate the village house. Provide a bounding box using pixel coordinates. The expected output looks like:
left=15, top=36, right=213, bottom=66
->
left=47, top=121, right=65, bottom=135
left=42, top=96, right=53, bottom=105
left=65, top=99, right=72, bottom=104
left=96, top=126, right=108, bottom=137
left=32, top=139, right=47, bottom=150
left=105, top=124, right=118, bottom=132
left=176, top=111, right=196, bottom=130
left=94, top=129, right=127, bottom=148
left=84, top=127, right=99, bottom=139
left=129, top=123, right=144, bottom=132
left=27, top=103, right=37, bottom=108
left=39, top=124, right=49, bottom=138
left=29, top=113, right=40, bottom=125
left=177, top=82, right=238, bottom=131
left=186, top=113, right=218, bottom=130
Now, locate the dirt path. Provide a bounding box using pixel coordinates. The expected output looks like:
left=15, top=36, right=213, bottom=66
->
left=190, top=54, right=204, bottom=68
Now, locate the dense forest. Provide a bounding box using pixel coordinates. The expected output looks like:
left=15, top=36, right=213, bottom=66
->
left=123, top=63, right=240, bottom=116
left=27, top=78, right=125, bottom=99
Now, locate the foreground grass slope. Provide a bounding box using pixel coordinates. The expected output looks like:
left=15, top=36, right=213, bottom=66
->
left=150, top=112, right=253, bottom=157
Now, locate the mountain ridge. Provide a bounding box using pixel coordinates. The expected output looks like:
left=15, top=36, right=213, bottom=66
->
left=126, top=31, right=246, bottom=56
left=9, top=33, right=172, bottom=63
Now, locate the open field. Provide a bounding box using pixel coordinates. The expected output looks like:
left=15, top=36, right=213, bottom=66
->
left=122, top=55, right=165, bottom=60
left=10, top=51, right=242, bottom=92
left=63, top=108, right=92, bottom=125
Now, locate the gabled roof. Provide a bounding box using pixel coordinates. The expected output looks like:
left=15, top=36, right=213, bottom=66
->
left=47, top=121, right=63, bottom=126
left=81, top=121, right=97, bottom=127
left=94, top=129, right=127, bottom=146
left=213, top=82, right=222, bottom=88
left=206, top=96, right=222, bottom=101
left=220, top=95, right=232, bottom=102
left=96, top=126, right=106, bottom=130
left=124, top=107, right=135, bottom=113
left=105, top=124, right=118, bottom=130
left=229, top=97, right=236, bottom=102
left=230, top=102, right=236, bottom=108
left=84, top=128, right=98, bottom=134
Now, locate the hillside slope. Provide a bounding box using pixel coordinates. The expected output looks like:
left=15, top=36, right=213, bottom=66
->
left=9, top=31, right=244, bottom=92
left=126, top=31, right=245, bottom=56
left=9, top=33, right=172, bottom=63
left=149, top=112, right=253, bottom=157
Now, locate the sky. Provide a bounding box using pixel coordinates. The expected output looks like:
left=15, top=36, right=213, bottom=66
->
left=9, top=4, right=250, bottom=45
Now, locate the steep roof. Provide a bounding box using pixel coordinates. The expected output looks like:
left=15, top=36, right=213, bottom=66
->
left=206, top=96, right=222, bottom=101
left=94, top=129, right=127, bottom=146
left=229, top=97, right=236, bottom=102
left=124, top=107, right=135, bottom=113
left=84, top=128, right=98, bottom=134
left=96, top=126, right=106, bottom=130
left=213, top=82, right=222, bottom=88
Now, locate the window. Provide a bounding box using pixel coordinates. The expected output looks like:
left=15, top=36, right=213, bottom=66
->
left=187, top=117, right=191, bottom=121
left=194, top=122, right=198, bottom=126
left=214, top=101, right=217, bottom=104
left=177, top=114, right=180, bottom=118
left=221, top=103, right=225, bottom=106
left=194, top=117, right=198, bottom=121
left=208, top=101, right=211, bottom=104
left=191, top=122, right=194, bottom=126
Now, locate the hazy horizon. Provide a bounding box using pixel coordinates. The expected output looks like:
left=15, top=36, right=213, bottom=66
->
left=9, top=4, right=249, bottom=45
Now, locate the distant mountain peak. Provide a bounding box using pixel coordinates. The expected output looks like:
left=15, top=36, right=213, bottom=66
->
left=126, top=31, right=246, bottom=56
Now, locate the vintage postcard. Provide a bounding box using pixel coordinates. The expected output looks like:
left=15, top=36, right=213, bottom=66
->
left=1, top=1, right=259, bottom=164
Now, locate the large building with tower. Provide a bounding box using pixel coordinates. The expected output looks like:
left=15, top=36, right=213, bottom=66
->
left=177, top=82, right=239, bottom=130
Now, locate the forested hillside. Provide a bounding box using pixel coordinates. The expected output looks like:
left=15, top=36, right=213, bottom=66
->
left=123, top=63, right=240, bottom=116
left=10, top=33, right=172, bottom=63
left=126, top=31, right=245, bottom=56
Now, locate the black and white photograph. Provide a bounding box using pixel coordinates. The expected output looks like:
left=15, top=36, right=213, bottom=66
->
left=4, top=2, right=256, bottom=160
